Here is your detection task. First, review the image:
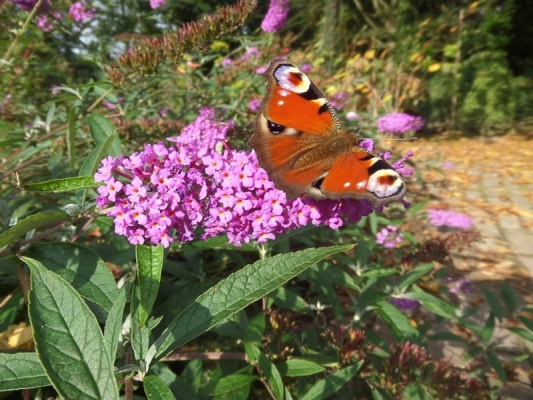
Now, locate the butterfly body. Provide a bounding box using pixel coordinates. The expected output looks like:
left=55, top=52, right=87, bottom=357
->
left=248, top=58, right=406, bottom=208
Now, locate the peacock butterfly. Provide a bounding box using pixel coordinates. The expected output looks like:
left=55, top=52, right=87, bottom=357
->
left=248, top=58, right=406, bottom=208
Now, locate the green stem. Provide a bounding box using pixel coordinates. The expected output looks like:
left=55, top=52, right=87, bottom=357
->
left=2, top=0, right=45, bottom=65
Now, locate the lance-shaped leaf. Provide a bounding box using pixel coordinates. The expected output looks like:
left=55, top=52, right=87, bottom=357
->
left=134, top=245, right=164, bottom=327
left=144, top=375, right=175, bottom=400
left=25, top=242, right=119, bottom=316
left=150, top=245, right=352, bottom=363
left=0, top=210, right=71, bottom=248
left=23, top=256, right=119, bottom=400
left=24, top=176, right=97, bottom=192
left=300, top=361, right=363, bottom=400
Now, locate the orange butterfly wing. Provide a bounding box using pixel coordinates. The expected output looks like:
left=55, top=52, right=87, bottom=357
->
left=261, top=62, right=340, bottom=135
left=248, top=58, right=406, bottom=207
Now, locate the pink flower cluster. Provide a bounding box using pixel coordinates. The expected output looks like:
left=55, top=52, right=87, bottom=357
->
left=377, top=112, right=425, bottom=135
left=95, top=108, right=381, bottom=247
left=376, top=225, right=404, bottom=248
left=149, top=0, right=165, bottom=10
left=69, top=1, right=96, bottom=23
left=261, top=0, right=290, bottom=33
left=248, top=98, right=261, bottom=112
left=12, top=0, right=49, bottom=12
left=427, top=209, right=474, bottom=229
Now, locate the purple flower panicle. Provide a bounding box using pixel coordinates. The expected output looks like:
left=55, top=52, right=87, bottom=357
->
left=240, top=46, right=260, bottom=61
left=12, top=0, right=49, bottom=12
left=149, top=0, right=166, bottom=9
left=444, top=276, right=473, bottom=295
left=377, top=112, right=424, bottom=135
left=329, top=92, right=349, bottom=111
left=221, top=57, right=232, bottom=68
left=427, top=209, right=474, bottom=229
left=36, top=15, right=54, bottom=31
left=248, top=98, right=261, bottom=112
left=261, top=0, right=289, bottom=33
left=69, top=1, right=96, bottom=23
left=376, top=225, right=404, bottom=248
left=388, top=297, right=420, bottom=311
left=95, top=107, right=395, bottom=247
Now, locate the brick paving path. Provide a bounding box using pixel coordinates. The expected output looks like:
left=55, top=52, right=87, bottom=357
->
left=396, top=135, right=533, bottom=399
left=474, top=171, right=533, bottom=279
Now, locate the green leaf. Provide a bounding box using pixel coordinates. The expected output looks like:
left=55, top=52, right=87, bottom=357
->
left=518, top=316, right=533, bottom=332
left=481, top=313, right=495, bottom=344
left=277, top=359, right=325, bottom=377
left=181, top=359, right=202, bottom=394
left=254, top=347, right=284, bottom=400
left=376, top=300, right=419, bottom=341
left=23, top=256, right=119, bottom=400
left=501, top=281, right=519, bottom=313
left=244, top=315, right=265, bottom=363
left=0, top=352, right=49, bottom=390
left=208, top=373, right=256, bottom=396
left=78, top=134, right=115, bottom=177
left=78, top=117, right=121, bottom=206
left=429, top=332, right=467, bottom=343
left=482, top=288, right=504, bottom=321
left=405, top=288, right=457, bottom=318
left=361, top=268, right=398, bottom=279
left=135, top=245, right=164, bottom=327
left=311, top=263, right=358, bottom=290
left=487, top=350, right=507, bottom=383
left=24, top=176, right=97, bottom=192
left=131, top=320, right=151, bottom=364
left=397, top=264, right=434, bottom=290
left=300, top=361, right=363, bottom=400
left=272, top=287, right=310, bottom=314
left=356, top=282, right=389, bottom=310
left=25, top=242, right=119, bottom=315
left=104, top=289, right=127, bottom=365
left=508, top=326, right=533, bottom=342
left=192, top=235, right=256, bottom=251
left=0, top=210, right=71, bottom=248
left=144, top=375, right=175, bottom=400
left=403, top=383, right=433, bottom=399
left=88, top=114, right=123, bottom=156
left=151, top=245, right=352, bottom=362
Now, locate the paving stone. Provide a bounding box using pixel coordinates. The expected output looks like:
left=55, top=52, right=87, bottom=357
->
left=499, top=214, right=522, bottom=230
left=502, top=229, right=533, bottom=257
left=463, top=190, right=479, bottom=199
left=475, top=222, right=501, bottom=238
left=503, top=183, right=533, bottom=210
left=516, top=255, right=533, bottom=279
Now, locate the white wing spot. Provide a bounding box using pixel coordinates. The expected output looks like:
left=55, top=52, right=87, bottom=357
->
left=343, top=182, right=351, bottom=188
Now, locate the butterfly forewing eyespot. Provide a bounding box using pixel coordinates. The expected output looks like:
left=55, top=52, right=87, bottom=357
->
left=274, top=64, right=311, bottom=94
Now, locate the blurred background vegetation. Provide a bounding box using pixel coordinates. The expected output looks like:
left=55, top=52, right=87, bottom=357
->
left=2, top=0, right=532, bottom=136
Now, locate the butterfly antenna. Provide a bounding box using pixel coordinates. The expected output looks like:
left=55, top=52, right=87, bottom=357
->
left=357, top=90, right=386, bottom=136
